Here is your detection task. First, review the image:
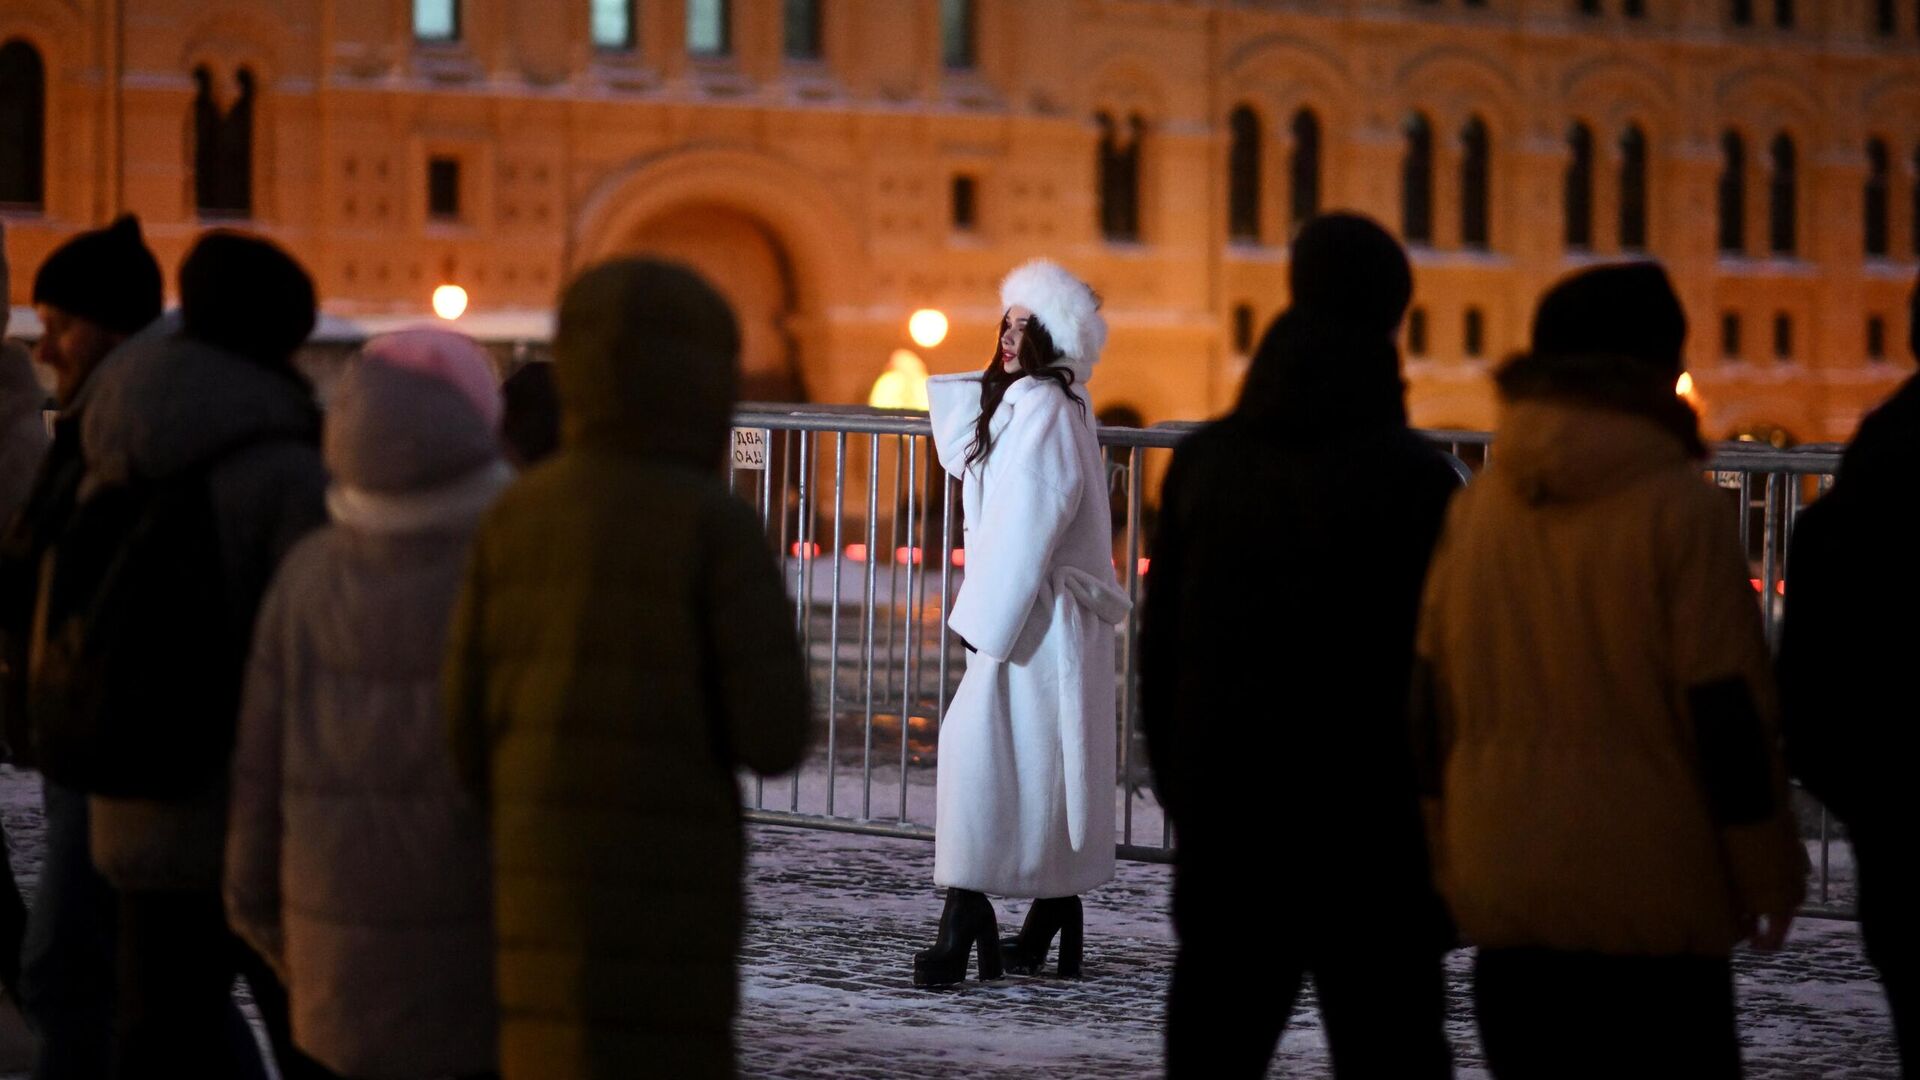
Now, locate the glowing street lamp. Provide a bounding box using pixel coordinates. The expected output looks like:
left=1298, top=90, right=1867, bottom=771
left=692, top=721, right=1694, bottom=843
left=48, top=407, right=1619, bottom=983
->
left=433, top=284, right=469, bottom=321
left=908, top=308, right=949, bottom=349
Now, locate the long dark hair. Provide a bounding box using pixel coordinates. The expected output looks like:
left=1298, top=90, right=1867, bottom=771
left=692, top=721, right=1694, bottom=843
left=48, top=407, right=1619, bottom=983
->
left=965, top=313, right=1087, bottom=468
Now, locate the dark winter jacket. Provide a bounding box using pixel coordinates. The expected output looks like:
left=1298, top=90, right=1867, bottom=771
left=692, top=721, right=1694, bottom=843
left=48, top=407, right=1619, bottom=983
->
left=444, top=261, right=811, bottom=1080
left=0, top=331, right=137, bottom=765
left=1140, top=311, right=1461, bottom=936
left=73, top=324, right=328, bottom=891
left=1416, top=353, right=1805, bottom=956
left=1778, top=374, right=1920, bottom=934
left=0, top=343, right=49, bottom=534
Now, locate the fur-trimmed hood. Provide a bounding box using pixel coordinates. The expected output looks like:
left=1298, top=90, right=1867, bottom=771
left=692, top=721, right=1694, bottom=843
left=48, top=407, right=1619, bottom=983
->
left=1000, top=259, right=1106, bottom=384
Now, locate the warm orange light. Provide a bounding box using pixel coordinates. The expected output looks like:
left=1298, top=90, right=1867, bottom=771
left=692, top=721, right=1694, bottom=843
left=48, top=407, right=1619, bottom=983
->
left=432, top=284, right=469, bottom=320
left=909, top=309, right=949, bottom=349
left=1676, top=372, right=1695, bottom=397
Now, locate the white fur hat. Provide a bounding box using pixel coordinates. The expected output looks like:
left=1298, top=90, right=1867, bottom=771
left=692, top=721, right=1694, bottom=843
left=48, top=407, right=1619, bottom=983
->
left=1000, top=259, right=1107, bottom=377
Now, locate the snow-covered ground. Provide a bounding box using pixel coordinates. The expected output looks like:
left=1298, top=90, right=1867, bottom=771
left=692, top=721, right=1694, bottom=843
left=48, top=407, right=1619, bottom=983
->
left=0, top=763, right=1895, bottom=1079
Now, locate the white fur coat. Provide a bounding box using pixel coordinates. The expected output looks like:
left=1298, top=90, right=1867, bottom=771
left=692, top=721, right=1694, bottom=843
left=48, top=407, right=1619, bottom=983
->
left=926, top=371, right=1129, bottom=899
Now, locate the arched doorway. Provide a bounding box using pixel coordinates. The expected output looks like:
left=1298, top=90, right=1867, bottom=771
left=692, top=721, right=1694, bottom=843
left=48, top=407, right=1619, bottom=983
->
left=621, top=204, right=807, bottom=403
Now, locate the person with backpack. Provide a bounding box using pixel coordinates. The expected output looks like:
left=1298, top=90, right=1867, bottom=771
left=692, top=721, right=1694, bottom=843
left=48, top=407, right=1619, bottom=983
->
left=1, top=214, right=161, bottom=1079
left=225, top=328, right=509, bottom=1080
left=31, top=230, right=328, bottom=1078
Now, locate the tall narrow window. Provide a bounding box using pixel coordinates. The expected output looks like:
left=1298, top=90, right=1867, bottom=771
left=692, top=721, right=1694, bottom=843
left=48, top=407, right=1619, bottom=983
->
left=414, top=0, right=460, bottom=42
left=1460, top=117, right=1491, bottom=250
left=1866, top=139, right=1891, bottom=258
left=1098, top=112, right=1143, bottom=243
left=687, top=0, right=730, bottom=57
left=1868, top=315, right=1888, bottom=361
left=941, top=0, right=976, bottom=71
left=1565, top=123, right=1595, bottom=250
left=1732, top=0, right=1754, bottom=24
left=1290, top=109, right=1322, bottom=227
left=1578, top=0, right=1600, bottom=14
left=1232, top=303, right=1256, bottom=354
left=1774, top=313, right=1793, bottom=360
left=1464, top=307, right=1486, bottom=359
left=1228, top=105, right=1261, bottom=243
left=1408, top=307, right=1429, bottom=357
left=193, top=66, right=254, bottom=218
left=1403, top=113, right=1434, bottom=246
left=1877, top=0, right=1897, bottom=33
left=1774, top=0, right=1794, bottom=27
left=1722, top=311, right=1743, bottom=360
left=1718, top=131, right=1747, bottom=254
left=784, top=0, right=823, bottom=60
left=1770, top=133, right=1797, bottom=256
left=1619, top=125, right=1649, bottom=251
left=0, top=40, right=46, bottom=208
left=1625, top=0, right=1645, bottom=15
left=429, top=157, right=461, bottom=221
left=592, top=0, right=636, bottom=50
left=950, top=175, right=976, bottom=233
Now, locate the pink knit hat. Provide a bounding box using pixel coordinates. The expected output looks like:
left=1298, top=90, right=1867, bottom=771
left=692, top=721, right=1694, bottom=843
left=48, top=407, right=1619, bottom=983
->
left=360, top=328, right=503, bottom=430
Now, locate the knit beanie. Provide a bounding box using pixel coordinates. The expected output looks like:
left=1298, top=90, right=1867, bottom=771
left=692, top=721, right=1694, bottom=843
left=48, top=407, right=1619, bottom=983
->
left=325, top=328, right=502, bottom=494
left=31, top=215, right=163, bottom=336
left=178, top=230, right=317, bottom=368
left=1531, top=262, right=1687, bottom=375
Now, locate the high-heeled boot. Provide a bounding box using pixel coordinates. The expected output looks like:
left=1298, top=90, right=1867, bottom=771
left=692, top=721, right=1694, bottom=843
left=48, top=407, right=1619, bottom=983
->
left=999, top=895, right=1084, bottom=978
left=912, top=888, right=1004, bottom=986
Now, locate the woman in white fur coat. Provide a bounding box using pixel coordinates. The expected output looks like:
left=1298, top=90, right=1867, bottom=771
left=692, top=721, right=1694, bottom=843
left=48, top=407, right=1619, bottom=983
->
left=916, top=260, right=1131, bottom=987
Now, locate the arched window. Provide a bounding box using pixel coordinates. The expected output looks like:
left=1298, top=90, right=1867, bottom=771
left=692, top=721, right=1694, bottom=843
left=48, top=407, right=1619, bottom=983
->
left=1402, top=113, right=1434, bottom=246
left=1098, top=112, right=1144, bottom=243
left=1718, top=131, right=1747, bottom=254
left=1866, top=139, right=1891, bottom=258
left=1619, top=125, right=1649, bottom=251
left=1290, top=108, right=1322, bottom=227
left=1769, top=133, right=1797, bottom=256
left=1228, top=105, right=1261, bottom=243
left=0, top=39, right=45, bottom=208
left=1731, top=0, right=1754, bottom=25
left=593, top=0, right=637, bottom=50
left=783, top=0, right=822, bottom=60
left=1565, top=123, right=1595, bottom=250
left=687, top=0, right=731, bottom=57
left=1460, top=117, right=1491, bottom=250
left=940, top=0, right=975, bottom=70
left=1407, top=307, right=1429, bottom=357
left=1876, top=0, right=1897, bottom=34
left=1774, top=0, right=1794, bottom=27
left=1625, top=0, right=1645, bottom=15
left=1464, top=307, right=1486, bottom=359
left=1231, top=303, right=1256, bottom=354
left=194, top=66, right=254, bottom=218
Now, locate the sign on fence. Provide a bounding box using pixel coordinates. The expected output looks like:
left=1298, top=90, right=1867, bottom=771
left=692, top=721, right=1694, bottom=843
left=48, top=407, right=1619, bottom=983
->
left=732, top=429, right=768, bottom=471
left=1714, top=471, right=1744, bottom=490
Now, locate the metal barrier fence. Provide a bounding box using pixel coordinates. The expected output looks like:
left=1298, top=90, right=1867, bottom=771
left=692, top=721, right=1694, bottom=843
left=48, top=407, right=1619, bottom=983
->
left=730, top=408, right=1852, bottom=914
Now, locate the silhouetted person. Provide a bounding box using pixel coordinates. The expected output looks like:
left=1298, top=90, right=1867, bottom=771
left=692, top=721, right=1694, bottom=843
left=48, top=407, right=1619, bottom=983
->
left=1778, top=272, right=1920, bottom=1077
left=1414, top=263, right=1805, bottom=1079
left=1142, top=212, right=1459, bottom=1078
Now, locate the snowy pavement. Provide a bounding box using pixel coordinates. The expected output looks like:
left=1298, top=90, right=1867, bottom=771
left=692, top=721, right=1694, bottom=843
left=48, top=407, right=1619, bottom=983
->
left=740, top=825, right=1900, bottom=1079
left=0, top=767, right=1900, bottom=1079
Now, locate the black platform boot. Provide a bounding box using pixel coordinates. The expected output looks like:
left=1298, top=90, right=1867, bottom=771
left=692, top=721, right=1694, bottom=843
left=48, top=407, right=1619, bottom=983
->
left=1000, top=895, right=1084, bottom=978
left=912, top=888, right=1004, bottom=987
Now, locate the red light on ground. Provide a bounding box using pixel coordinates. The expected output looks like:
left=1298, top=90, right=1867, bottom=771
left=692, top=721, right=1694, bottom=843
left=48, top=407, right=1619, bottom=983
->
left=895, top=546, right=925, bottom=566
left=846, top=544, right=868, bottom=562
left=790, top=542, right=821, bottom=558
left=1749, top=578, right=1787, bottom=595
left=1138, top=558, right=1151, bottom=576
left=951, top=549, right=966, bottom=567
